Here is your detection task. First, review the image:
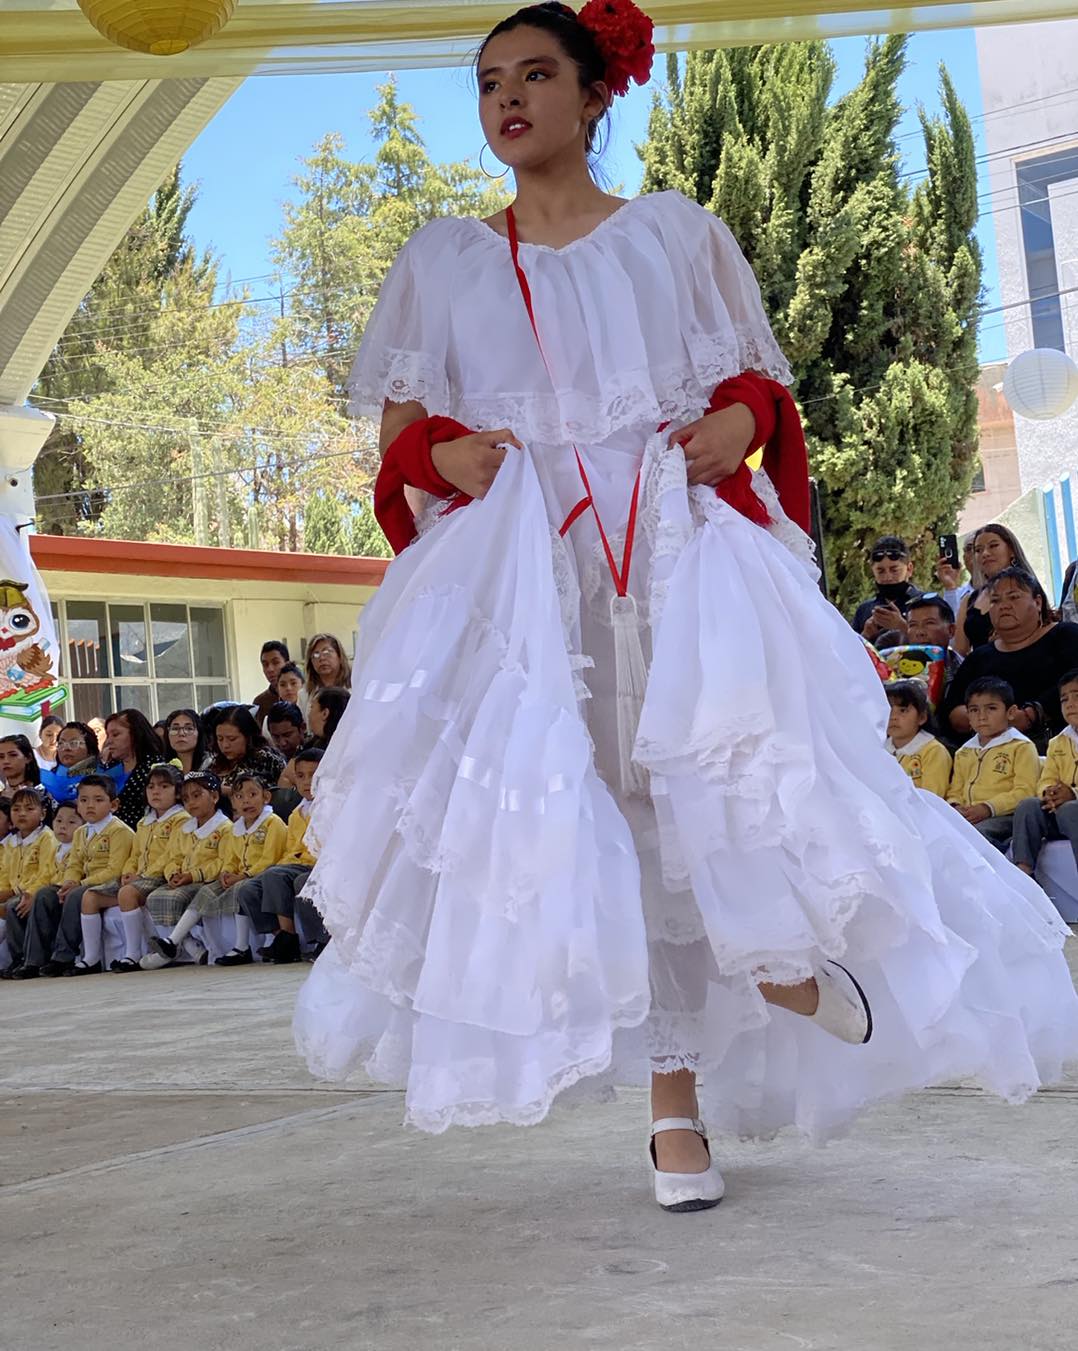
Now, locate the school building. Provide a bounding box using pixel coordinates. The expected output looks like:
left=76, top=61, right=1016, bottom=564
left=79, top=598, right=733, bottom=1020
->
left=29, top=534, right=389, bottom=724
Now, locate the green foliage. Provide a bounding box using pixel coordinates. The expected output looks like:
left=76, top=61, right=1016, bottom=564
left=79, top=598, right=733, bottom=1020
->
left=640, top=40, right=982, bottom=611
left=31, top=79, right=504, bottom=554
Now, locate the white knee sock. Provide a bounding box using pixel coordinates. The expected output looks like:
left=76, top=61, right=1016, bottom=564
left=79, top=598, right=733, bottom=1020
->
left=80, top=913, right=103, bottom=967
left=120, top=909, right=144, bottom=960
left=169, top=907, right=200, bottom=946
left=232, top=914, right=251, bottom=952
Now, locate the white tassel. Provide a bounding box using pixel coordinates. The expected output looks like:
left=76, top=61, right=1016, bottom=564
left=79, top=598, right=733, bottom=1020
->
left=611, top=592, right=650, bottom=798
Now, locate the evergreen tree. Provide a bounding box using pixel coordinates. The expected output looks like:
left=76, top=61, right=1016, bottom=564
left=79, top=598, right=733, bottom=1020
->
left=303, top=492, right=348, bottom=555
left=640, top=40, right=981, bottom=610
left=271, top=77, right=508, bottom=397
left=348, top=497, right=392, bottom=559
left=32, top=166, right=208, bottom=534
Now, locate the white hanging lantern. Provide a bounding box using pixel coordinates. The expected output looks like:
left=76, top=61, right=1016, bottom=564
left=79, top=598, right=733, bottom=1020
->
left=1003, top=348, right=1078, bottom=421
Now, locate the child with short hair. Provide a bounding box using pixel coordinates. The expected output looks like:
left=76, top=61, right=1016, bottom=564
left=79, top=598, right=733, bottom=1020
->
left=140, top=770, right=231, bottom=968
left=0, top=787, right=57, bottom=978
left=34, top=775, right=134, bottom=976
left=226, top=748, right=327, bottom=966
left=1012, top=668, right=1078, bottom=876
left=84, top=763, right=190, bottom=972
left=884, top=680, right=953, bottom=799
left=947, top=676, right=1040, bottom=850
left=4, top=800, right=78, bottom=980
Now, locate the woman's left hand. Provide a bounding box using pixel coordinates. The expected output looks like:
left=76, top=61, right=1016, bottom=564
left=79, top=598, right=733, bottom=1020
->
left=668, top=403, right=756, bottom=487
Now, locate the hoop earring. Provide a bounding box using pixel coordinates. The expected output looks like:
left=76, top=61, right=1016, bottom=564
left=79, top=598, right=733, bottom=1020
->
left=479, top=143, right=508, bottom=179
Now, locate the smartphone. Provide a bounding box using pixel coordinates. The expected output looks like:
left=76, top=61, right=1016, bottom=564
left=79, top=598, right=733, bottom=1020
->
left=938, top=533, right=959, bottom=569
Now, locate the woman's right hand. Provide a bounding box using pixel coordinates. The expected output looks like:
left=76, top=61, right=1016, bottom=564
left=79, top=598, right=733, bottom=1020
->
left=431, top=428, right=522, bottom=500
left=935, top=559, right=961, bottom=589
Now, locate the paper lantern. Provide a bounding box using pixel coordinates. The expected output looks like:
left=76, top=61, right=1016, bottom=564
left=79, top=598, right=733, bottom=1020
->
left=1003, top=348, right=1078, bottom=421
left=76, top=0, right=235, bottom=55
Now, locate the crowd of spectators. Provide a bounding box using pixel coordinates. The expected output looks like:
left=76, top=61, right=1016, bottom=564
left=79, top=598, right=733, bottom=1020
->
left=858, top=525, right=1078, bottom=882
left=0, top=635, right=352, bottom=980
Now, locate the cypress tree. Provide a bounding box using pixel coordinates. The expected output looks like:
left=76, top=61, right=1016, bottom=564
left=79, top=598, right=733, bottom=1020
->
left=640, top=39, right=981, bottom=611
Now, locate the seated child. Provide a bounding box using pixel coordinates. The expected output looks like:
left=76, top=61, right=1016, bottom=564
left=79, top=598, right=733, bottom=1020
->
left=81, top=763, right=190, bottom=973
left=225, top=748, right=327, bottom=967
left=4, top=800, right=79, bottom=980
left=1012, top=667, right=1078, bottom=877
left=140, top=770, right=231, bottom=969
left=198, top=771, right=289, bottom=966
left=0, top=787, right=57, bottom=978
left=946, top=676, right=1040, bottom=850
left=35, top=776, right=135, bottom=976
left=884, top=680, right=953, bottom=798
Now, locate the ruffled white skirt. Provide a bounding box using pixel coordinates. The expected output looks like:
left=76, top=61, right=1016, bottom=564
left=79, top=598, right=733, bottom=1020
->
left=294, top=431, right=1078, bottom=1139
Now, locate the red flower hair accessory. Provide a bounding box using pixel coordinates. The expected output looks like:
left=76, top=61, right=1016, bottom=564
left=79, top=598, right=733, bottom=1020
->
left=576, top=0, right=655, bottom=98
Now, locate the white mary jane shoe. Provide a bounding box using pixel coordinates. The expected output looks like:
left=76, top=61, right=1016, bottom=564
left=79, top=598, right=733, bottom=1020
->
left=811, top=960, right=873, bottom=1045
left=649, top=1117, right=725, bottom=1214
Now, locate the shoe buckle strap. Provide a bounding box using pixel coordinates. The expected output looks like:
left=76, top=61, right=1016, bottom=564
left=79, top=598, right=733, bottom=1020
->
left=650, top=1116, right=706, bottom=1138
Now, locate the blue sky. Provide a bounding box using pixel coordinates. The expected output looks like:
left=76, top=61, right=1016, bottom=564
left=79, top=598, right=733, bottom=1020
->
left=183, top=27, right=1006, bottom=359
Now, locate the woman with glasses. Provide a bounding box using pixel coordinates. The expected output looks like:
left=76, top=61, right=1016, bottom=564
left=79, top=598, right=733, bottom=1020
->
left=304, top=634, right=352, bottom=699
left=163, top=708, right=211, bottom=775
left=953, top=523, right=1044, bottom=657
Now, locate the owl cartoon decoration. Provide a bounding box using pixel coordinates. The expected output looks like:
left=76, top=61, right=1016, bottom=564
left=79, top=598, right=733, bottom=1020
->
left=0, top=578, right=53, bottom=692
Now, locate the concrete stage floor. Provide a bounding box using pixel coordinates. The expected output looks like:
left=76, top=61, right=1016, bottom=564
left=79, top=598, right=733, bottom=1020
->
left=3, top=955, right=1077, bottom=1351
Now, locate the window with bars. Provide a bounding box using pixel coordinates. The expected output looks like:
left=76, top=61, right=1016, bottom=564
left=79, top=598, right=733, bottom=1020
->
left=50, top=599, right=231, bottom=724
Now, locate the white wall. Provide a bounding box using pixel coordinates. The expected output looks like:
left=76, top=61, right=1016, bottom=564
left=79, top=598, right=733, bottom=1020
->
left=976, top=20, right=1078, bottom=493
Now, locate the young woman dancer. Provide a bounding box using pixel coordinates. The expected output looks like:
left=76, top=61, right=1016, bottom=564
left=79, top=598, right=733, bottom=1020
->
left=295, top=0, right=1078, bottom=1212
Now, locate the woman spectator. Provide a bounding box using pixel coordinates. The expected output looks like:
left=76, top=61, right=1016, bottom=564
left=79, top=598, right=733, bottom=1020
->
left=943, top=567, right=1078, bottom=751
left=38, top=721, right=104, bottom=804
left=209, top=704, right=285, bottom=803
left=305, top=634, right=352, bottom=699
left=954, top=524, right=1042, bottom=656
left=34, top=715, right=63, bottom=770
left=103, top=709, right=165, bottom=830
left=308, top=686, right=350, bottom=749
left=0, top=735, right=41, bottom=792
left=163, top=708, right=210, bottom=774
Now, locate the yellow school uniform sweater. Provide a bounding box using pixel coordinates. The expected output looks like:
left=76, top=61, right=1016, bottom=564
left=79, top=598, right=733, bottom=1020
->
left=282, top=800, right=316, bottom=868
left=947, top=728, right=1040, bottom=817
left=125, top=805, right=191, bottom=878
left=161, top=810, right=231, bottom=884
left=886, top=730, right=953, bottom=799
left=221, top=807, right=287, bottom=878
left=1037, top=725, right=1078, bottom=795
left=64, top=816, right=136, bottom=886
left=4, top=826, right=58, bottom=897
left=0, top=834, right=17, bottom=895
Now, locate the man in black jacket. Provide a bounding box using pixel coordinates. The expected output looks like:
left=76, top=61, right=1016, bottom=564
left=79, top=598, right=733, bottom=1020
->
left=851, top=536, right=923, bottom=642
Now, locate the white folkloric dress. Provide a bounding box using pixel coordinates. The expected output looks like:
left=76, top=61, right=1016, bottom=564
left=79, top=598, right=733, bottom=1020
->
left=294, top=190, right=1078, bottom=1138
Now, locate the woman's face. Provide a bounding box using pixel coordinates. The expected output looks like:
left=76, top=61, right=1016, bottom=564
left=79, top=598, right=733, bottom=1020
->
left=477, top=27, right=605, bottom=175
left=215, top=722, right=248, bottom=763
left=168, top=716, right=199, bottom=758
left=309, top=641, right=341, bottom=685
left=974, top=530, right=1014, bottom=580
left=105, top=717, right=133, bottom=763
left=0, top=743, right=29, bottom=784
left=39, top=722, right=61, bottom=758
left=988, top=578, right=1040, bottom=635
left=277, top=671, right=304, bottom=704
left=308, top=695, right=328, bottom=739
left=57, top=729, right=90, bottom=768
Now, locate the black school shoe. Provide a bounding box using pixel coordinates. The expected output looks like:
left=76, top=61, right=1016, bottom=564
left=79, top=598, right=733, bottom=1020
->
left=269, top=931, right=301, bottom=965
left=215, top=947, right=252, bottom=966
left=0, top=961, right=21, bottom=979
left=40, top=959, right=74, bottom=977
left=9, top=964, right=39, bottom=980
left=64, top=961, right=103, bottom=976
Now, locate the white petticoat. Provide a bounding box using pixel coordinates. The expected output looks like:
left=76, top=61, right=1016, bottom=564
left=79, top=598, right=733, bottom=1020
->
left=294, top=435, right=1078, bottom=1139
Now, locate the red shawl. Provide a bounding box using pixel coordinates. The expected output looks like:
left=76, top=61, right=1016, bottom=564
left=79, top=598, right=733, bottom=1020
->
left=374, top=373, right=811, bottom=555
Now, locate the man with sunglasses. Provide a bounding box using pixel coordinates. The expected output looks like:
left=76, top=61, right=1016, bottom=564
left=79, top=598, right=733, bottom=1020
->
left=852, top=536, right=923, bottom=641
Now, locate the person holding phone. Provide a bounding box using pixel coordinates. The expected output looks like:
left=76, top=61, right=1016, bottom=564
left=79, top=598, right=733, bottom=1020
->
left=851, top=536, right=923, bottom=640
